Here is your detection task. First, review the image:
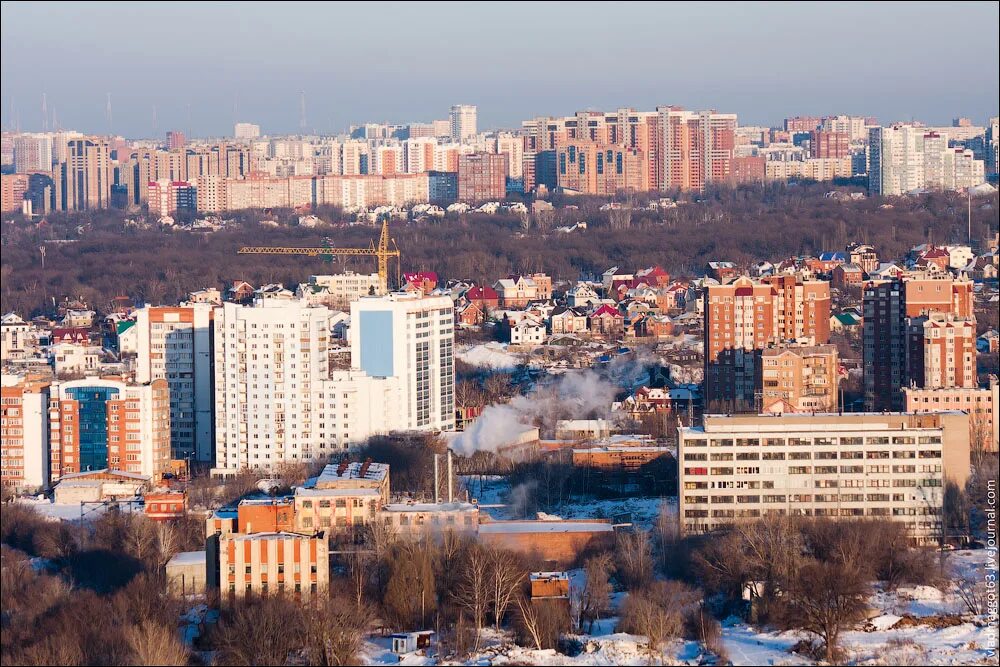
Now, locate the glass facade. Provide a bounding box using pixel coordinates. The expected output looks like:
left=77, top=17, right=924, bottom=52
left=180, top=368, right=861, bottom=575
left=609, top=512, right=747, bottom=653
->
left=66, top=386, right=120, bottom=471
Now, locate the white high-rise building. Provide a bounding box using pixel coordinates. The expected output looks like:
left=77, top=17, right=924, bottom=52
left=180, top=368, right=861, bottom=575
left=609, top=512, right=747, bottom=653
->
left=449, top=105, right=478, bottom=142
left=12, top=133, right=53, bottom=172
left=869, top=125, right=986, bottom=196
left=350, top=293, right=455, bottom=432
left=135, top=304, right=215, bottom=463
left=234, top=122, right=261, bottom=140
left=212, top=300, right=401, bottom=475
left=494, top=132, right=524, bottom=179
left=869, top=125, right=925, bottom=196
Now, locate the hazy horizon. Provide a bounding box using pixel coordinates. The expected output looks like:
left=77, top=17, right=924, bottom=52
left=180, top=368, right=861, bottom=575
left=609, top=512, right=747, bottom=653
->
left=2, top=1, right=998, bottom=138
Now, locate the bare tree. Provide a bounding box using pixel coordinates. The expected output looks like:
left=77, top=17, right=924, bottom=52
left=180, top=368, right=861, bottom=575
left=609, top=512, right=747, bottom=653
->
left=617, top=581, right=698, bottom=662
left=579, top=553, right=614, bottom=632
left=125, top=620, right=190, bottom=666
left=954, top=568, right=989, bottom=615
left=302, top=594, right=372, bottom=666
left=616, top=530, right=653, bottom=589
left=778, top=560, right=871, bottom=663
left=486, top=545, right=525, bottom=630
left=214, top=594, right=302, bottom=666
left=453, top=544, right=491, bottom=650
left=514, top=594, right=570, bottom=651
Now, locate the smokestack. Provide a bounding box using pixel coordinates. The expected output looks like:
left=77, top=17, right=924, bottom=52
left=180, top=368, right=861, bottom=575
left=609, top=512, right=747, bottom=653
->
left=434, top=454, right=440, bottom=504
left=447, top=450, right=454, bottom=503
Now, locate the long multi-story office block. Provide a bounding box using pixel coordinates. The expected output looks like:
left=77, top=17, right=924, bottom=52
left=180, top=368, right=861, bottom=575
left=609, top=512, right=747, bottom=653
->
left=678, top=412, right=970, bottom=545
left=134, top=305, right=215, bottom=463
left=212, top=300, right=401, bottom=475
left=350, top=293, right=455, bottom=432
left=1, top=374, right=50, bottom=492
left=48, top=376, right=171, bottom=480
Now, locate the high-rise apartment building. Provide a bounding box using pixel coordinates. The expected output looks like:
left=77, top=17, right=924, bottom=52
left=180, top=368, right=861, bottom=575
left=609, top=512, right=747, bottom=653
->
left=703, top=275, right=831, bottom=407
left=863, top=274, right=975, bottom=410
left=12, top=133, right=53, bottom=172
left=759, top=343, right=840, bottom=413
left=1, top=375, right=50, bottom=492
left=212, top=300, right=402, bottom=474
left=350, top=293, right=455, bottom=432
left=0, top=173, right=28, bottom=213
left=53, top=137, right=112, bottom=210
left=494, top=132, right=524, bottom=180
left=783, top=116, right=821, bottom=133
left=658, top=107, right=737, bottom=191
left=457, top=152, right=507, bottom=202
left=678, top=412, right=970, bottom=545
left=135, top=305, right=215, bottom=463
left=809, top=130, right=850, bottom=159
left=147, top=179, right=197, bottom=217
left=234, top=122, right=261, bottom=140
left=449, top=105, right=477, bottom=142
left=48, top=377, right=171, bottom=480
left=906, top=313, right=977, bottom=390
left=555, top=140, right=649, bottom=195
left=820, top=115, right=870, bottom=142
left=870, top=125, right=985, bottom=195
left=166, top=130, right=187, bottom=151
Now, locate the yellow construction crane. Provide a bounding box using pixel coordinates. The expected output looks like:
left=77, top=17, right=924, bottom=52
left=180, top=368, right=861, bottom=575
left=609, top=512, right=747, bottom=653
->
left=238, top=219, right=400, bottom=295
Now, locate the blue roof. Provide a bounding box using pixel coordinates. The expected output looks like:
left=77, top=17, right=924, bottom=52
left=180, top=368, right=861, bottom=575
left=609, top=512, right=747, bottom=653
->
left=819, top=251, right=848, bottom=262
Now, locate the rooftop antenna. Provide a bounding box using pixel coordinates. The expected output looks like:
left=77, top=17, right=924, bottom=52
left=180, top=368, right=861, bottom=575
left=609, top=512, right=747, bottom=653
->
left=106, top=93, right=113, bottom=134
left=41, top=93, right=48, bottom=131
left=299, top=91, right=307, bottom=133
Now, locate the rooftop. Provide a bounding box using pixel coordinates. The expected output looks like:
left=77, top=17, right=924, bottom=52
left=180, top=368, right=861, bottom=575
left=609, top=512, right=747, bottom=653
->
left=309, top=460, right=388, bottom=487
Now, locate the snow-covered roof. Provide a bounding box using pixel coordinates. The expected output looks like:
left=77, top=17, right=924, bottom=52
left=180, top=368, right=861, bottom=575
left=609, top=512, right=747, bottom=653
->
left=382, top=501, right=478, bottom=513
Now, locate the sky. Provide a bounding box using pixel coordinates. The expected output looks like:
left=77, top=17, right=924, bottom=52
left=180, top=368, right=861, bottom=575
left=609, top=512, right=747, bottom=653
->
left=2, top=1, right=998, bottom=138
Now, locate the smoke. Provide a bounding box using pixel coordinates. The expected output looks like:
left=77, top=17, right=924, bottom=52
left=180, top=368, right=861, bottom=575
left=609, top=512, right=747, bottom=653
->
left=451, top=351, right=662, bottom=456
left=508, top=480, right=539, bottom=518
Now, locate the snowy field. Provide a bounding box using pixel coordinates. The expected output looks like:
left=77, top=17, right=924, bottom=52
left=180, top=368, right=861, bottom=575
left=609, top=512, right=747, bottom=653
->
left=363, top=487, right=997, bottom=667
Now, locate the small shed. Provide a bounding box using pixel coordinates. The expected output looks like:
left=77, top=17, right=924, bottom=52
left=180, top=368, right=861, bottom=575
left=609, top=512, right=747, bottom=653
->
left=166, top=550, right=206, bottom=596
left=390, top=630, right=434, bottom=655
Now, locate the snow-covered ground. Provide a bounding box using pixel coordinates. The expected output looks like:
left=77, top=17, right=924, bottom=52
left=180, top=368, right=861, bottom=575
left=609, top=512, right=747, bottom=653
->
left=360, top=516, right=996, bottom=667
left=462, top=474, right=675, bottom=530
left=456, top=343, right=525, bottom=370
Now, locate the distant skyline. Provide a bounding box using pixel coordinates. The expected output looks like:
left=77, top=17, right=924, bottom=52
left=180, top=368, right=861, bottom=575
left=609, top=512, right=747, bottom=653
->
left=2, top=1, right=998, bottom=138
